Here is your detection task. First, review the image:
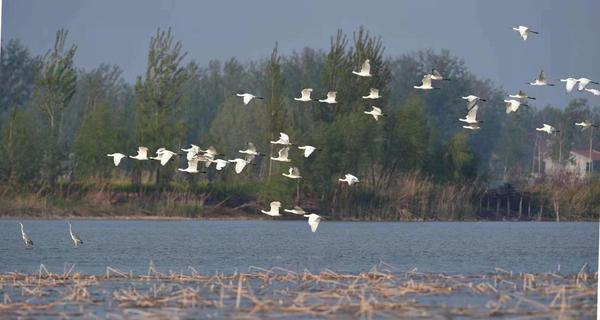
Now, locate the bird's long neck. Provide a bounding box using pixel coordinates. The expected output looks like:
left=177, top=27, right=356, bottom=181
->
left=20, top=224, right=24, bottom=233
left=69, top=224, right=73, bottom=235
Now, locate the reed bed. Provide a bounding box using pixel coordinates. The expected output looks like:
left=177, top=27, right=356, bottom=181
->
left=0, top=263, right=596, bottom=319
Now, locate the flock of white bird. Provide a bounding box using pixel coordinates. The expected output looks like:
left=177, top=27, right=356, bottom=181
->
left=17, top=25, right=600, bottom=246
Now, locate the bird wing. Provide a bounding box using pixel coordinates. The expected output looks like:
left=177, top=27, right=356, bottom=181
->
left=327, top=91, right=336, bottom=100
left=248, top=142, right=256, bottom=152
left=279, top=132, right=289, bottom=143
left=160, top=152, right=175, bottom=166
left=565, top=79, right=576, bottom=92
left=270, top=201, right=281, bottom=211
left=138, top=147, right=148, bottom=158
left=373, top=106, right=382, bottom=114
left=303, top=146, right=316, bottom=157
left=234, top=160, right=247, bottom=174
left=243, top=95, right=252, bottom=105
left=421, top=75, right=432, bottom=87
left=466, top=104, right=479, bottom=121
left=517, top=90, right=526, bottom=97
left=307, top=214, right=321, bottom=232
left=301, top=89, right=311, bottom=99
left=538, top=70, right=546, bottom=82
left=578, top=78, right=590, bottom=91
left=292, top=167, right=300, bottom=176
left=361, top=59, right=370, bottom=73
left=432, top=69, right=442, bottom=78
left=278, top=147, right=289, bottom=159
left=293, top=206, right=305, bottom=214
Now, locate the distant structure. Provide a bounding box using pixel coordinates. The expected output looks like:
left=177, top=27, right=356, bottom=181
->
left=543, top=149, right=600, bottom=178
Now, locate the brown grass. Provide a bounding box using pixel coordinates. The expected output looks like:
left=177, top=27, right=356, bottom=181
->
left=0, top=263, right=596, bottom=318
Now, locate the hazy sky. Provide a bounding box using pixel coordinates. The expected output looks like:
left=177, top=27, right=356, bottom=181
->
left=3, top=0, right=600, bottom=108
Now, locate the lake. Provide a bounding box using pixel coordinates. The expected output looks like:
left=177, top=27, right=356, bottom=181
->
left=0, top=220, right=597, bottom=275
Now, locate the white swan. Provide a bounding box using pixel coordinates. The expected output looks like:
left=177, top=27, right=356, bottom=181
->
left=294, top=88, right=314, bottom=102
left=236, top=93, right=263, bottom=105
left=509, top=90, right=536, bottom=100
left=414, top=75, right=436, bottom=90
left=339, top=173, right=359, bottom=186
left=282, top=167, right=302, bottom=179
left=261, top=201, right=282, bottom=216
left=536, top=124, right=559, bottom=134
left=577, top=78, right=599, bottom=91
left=130, top=147, right=149, bottom=160
left=319, top=91, right=337, bottom=104
left=504, top=99, right=528, bottom=114
left=529, top=70, right=554, bottom=86
left=270, top=132, right=291, bottom=145
left=364, top=106, right=384, bottom=121
left=304, top=213, right=322, bottom=232
left=284, top=206, right=306, bottom=215
left=271, top=147, right=291, bottom=162
left=107, top=153, right=127, bottom=166
left=228, top=158, right=251, bottom=174
left=512, top=25, right=538, bottom=41
left=352, top=59, right=372, bottom=77
left=298, top=145, right=316, bottom=158
left=362, top=88, right=381, bottom=99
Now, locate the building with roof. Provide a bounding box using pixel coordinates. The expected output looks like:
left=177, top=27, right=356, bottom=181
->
left=543, top=149, right=600, bottom=179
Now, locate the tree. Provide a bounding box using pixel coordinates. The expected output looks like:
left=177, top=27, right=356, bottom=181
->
left=443, top=132, right=478, bottom=182
left=0, top=39, right=37, bottom=114
left=134, top=28, right=192, bottom=187
left=32, top=29, right=77, bottom=189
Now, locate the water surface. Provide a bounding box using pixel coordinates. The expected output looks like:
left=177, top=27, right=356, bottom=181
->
left=1, top=220, right=597, bottom=275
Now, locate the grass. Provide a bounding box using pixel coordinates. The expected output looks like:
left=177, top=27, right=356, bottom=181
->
left=0, top=263, right=596, bottom=318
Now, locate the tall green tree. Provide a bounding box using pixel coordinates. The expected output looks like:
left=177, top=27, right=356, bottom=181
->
left=134, top=28, right=192, bottom=187
left=32, top=29, right=77, bottom=188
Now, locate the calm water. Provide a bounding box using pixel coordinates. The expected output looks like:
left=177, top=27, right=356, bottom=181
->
left=0, top=220, right=597, bottom=275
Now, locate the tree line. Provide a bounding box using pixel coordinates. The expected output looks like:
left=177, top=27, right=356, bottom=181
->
left=0, top=27, right=598, bottom=219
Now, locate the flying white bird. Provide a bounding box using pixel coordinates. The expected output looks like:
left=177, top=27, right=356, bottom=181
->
left=428, top=69, right=450, bottom=81
left=536, top=124, right=559, bottom=134
left=182, top=144, right=201, bottom=160
left=529, top=70, right=554, bottom=86
left=282, top=167, right=302, bottom=179
left=261, top=201, right=282, bottom=217
left=236, top=93, right=263, bottom=105
left=210, top=159, right=229, bottom=171
left=509, top=90, right=536, bottom=100
left=577, top=78, right=599, bottom=91
left=298, top=145, right=316, bottom=158
left=239, top=142, right=261, bottom=156
left=574, top=121, right=598, bottom=131
left=294, top=88, right=314, bottom=102
left=362, top=88, right=381, bottom=99
left=414, top=75, right=436, bottom=90
left=178, top=158, right=202, bottom=173
left=364, top=106, right=384, bottom=121
left=68, top=222, right=83, bottom=247
left=271, top=147, right=291, bottom=162
left=270, top=132, right=291, bottom=145
left=462, top=95, right=486, bottom=111
left=504, top=99, right=528, bottom=114
left=150, top=148, right=178, bottom=166
left=352, top=59, right=372, bottom=77
left=228, top=158, right=251, bottom=174
left=304, top=213, right=322, bottom=233
left=512, top=25, right=539, bottom=41
left=584, top=88, right=600, bottom=96
left=319, top=91, right=337, bottom=104
left=107, top=153, right=127, bottom=166
left=459, top=104, right=482, bottom=123
left=283, top=206, right=307, bottom=215
left=559, top=78, right=579, bottom=93
left=339, top=174, right=359, bottom=186
left=19, top=222, right=33, bottom=247
left=130, top=147, right=149, bottom=160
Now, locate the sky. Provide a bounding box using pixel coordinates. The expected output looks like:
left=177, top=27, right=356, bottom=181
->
left=2, top=0, right=600, bottom=108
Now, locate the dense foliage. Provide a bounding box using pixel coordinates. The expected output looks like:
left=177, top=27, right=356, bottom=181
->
left=0, top=28, right=598, bottom=219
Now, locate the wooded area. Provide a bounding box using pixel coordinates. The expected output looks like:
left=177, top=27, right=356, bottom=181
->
left=0, top=28, right=598, bottom=220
